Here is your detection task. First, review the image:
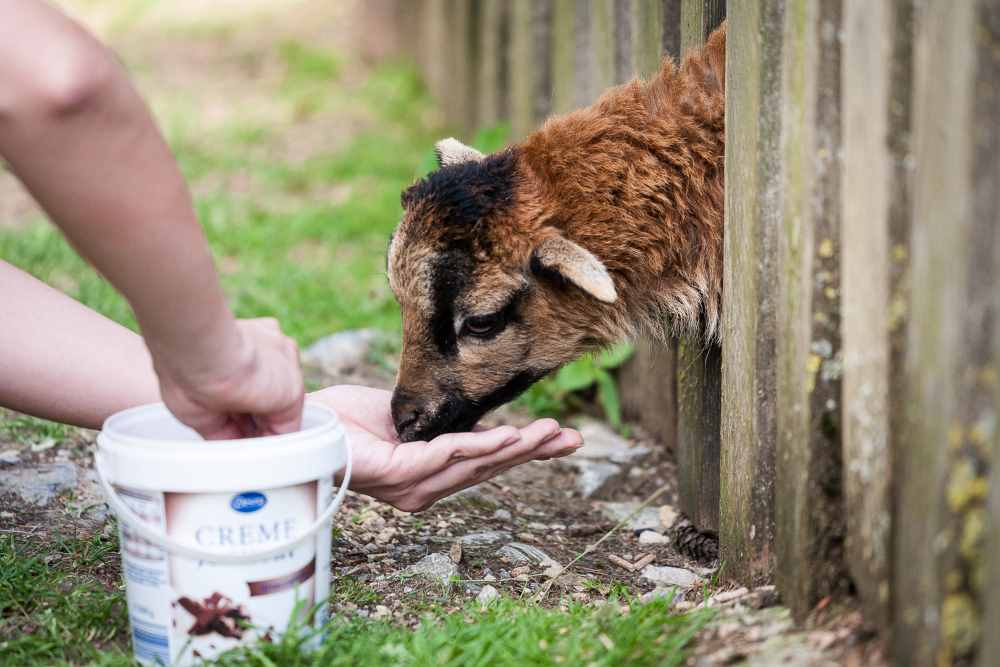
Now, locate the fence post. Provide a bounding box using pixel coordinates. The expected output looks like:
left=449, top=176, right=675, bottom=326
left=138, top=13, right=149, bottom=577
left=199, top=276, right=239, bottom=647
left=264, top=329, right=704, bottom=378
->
left=509, top=0, right=553, bottom=139
left=774, top=0, right=846, bottom=620
left=840, top=0, right=913, bottom=637
left=719, top=0, right=783, bottom=586
left=892, top=1, right=999, bottom=664
left=674, top=0, right=726, bottom=534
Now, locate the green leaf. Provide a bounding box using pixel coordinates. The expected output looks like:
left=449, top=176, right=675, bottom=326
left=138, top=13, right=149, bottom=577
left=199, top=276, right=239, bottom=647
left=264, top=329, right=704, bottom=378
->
left=555, top=358, right=598, bottom=392
left=595, top=343, right=635, bottom=369
left=595, top=368, right=623, bottom=427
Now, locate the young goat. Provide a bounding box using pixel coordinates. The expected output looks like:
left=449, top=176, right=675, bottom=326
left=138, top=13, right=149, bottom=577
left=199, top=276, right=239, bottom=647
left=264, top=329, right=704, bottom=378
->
left=387, top=25, right=726, bottom=442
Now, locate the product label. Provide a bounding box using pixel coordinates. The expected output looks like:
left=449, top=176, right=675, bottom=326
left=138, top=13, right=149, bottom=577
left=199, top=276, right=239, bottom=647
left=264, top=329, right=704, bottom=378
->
left=117, top=479, right=333, bottom=666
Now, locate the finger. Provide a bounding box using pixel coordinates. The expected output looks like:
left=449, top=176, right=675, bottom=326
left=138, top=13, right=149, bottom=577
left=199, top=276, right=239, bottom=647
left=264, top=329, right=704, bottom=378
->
left=260, top=388, right=305, bottom=435
left=246, top=317, right=282, bottom=334
left=195, top=415, right=247, bottom=441
left=406, top=421, right=566, bottom=500
left=417, top=429, right=582, bottom=508
left=358, top=426, right=523, bottom=499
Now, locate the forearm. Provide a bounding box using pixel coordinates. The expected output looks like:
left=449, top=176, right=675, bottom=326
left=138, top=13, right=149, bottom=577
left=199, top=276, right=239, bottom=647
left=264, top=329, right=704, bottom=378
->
left=0, top=0, right=240, bottom=379
left=0, top=261, right=160, bottom=429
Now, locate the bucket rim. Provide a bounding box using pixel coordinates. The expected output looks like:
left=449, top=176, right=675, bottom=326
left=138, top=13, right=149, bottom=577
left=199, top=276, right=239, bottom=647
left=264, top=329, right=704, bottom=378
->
left=99, top=401, right=341, bottom=448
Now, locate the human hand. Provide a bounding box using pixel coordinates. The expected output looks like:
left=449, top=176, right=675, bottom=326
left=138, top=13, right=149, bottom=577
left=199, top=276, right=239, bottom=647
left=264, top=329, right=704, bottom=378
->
left=154, top=318, right=304, bottom=440
left=308, top=385, right=582, bottom=511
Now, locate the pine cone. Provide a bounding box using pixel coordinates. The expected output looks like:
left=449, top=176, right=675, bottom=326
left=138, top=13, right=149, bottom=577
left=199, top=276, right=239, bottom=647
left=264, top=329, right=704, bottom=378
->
left=672, top=516, right=719, bottom=563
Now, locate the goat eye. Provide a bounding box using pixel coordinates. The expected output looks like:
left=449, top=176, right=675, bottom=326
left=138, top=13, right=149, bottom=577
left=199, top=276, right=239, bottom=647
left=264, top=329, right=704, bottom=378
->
left=462, top=313, right=504, bottom=338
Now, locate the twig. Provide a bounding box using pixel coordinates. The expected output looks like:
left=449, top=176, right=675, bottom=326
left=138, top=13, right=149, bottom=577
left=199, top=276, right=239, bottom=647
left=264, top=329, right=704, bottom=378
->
left=533, top=482, right=671, bottom=602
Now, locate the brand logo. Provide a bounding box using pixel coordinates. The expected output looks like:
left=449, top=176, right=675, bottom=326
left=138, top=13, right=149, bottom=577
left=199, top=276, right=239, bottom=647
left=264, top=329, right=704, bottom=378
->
left=230, top=491, right=267, bottom=513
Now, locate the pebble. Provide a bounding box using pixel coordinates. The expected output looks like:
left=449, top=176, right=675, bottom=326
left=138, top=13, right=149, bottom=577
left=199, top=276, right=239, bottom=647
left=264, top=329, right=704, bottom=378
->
left=638, top=530, right=670, bottom=545
left=492, top=509, right=512, bottom=521
left=459, top=530, right=512, bottom=547
left=0, top=462, right=77, bottom=506
left=596, top=501, right=662, bottom=531
left=640, top=587, right=679, bottom=603
left=403, top=553, right=459, bottom=586
left=573, top=420, right=652, bottom=464
left=496, top=543, right=559, bottom=567
left=708, top=587, right=750, bottom=606
left=301, top=329, right=381, bottom=375
left=565, top=459, right=623, bottom=499
left=640, top=564, right=702, bottom=589
left=477, top=585, right=499, bottom=606
left=0, top=449, right=21, bottom=465
left=659, top=505, right=679, bottom=530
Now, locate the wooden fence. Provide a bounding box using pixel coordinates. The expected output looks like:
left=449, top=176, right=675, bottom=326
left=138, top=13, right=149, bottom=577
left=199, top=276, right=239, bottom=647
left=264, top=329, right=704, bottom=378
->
left=389, top=1, right=1000, bottom=665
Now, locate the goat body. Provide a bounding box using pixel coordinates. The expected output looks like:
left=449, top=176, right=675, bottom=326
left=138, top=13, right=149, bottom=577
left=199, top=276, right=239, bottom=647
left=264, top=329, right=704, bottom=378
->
left=387, top=25, right=726, bottom=442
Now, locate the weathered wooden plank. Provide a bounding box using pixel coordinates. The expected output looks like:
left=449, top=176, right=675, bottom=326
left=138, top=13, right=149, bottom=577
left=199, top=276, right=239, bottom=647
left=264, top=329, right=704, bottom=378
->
left=677, top=342, right=722, bottom=530
left=476, top=0, right=503, bottom=128
left=620, top=340, right=678, bottom=451
left=632, top=0, right=664, bottom=77
left=893, top=1, right=999, bottom=664
left=719, top=0, right=783, bottom=587
left=510, top=0, right=553, bottom=139
left=840, top=0, right=913, bottom=636
left=680, top=0, right=726, bottom=54
left=550, top=0, right=577, bottom=115
left=661, top=0, right=681, bottom=60
left=674, top=0, right=725, bottom=533
left=774, top=0, right=846, bottom=621
left=983, top=4, right=1000, bottom=652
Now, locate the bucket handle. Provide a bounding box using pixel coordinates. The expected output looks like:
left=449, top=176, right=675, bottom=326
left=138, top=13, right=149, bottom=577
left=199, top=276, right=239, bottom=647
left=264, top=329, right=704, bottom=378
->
left=94, top=445, right=352, bottom=564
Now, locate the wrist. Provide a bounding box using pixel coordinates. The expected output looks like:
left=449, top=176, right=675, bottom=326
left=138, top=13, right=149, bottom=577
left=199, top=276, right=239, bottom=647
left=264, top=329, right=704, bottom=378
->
left=142, top=301, right=247, bottom=392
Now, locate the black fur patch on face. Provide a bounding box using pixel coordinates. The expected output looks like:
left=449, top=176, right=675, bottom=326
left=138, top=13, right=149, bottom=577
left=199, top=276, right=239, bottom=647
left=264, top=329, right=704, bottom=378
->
left=402, top=149, right=517, bottom=242
left=428, top=251, right=472, bottom=356
left=410, top=367, right=554, bottom=442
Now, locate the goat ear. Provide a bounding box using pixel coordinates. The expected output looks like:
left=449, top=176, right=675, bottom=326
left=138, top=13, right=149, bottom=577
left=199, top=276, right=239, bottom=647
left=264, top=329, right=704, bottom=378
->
left=434, top=137, right=485, bottom=167
left=531, top=235, right=618, bottom=303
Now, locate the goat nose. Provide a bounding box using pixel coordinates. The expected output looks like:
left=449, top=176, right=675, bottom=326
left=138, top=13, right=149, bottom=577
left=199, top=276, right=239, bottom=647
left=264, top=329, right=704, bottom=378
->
left=391, top=390, right=423, bottom=436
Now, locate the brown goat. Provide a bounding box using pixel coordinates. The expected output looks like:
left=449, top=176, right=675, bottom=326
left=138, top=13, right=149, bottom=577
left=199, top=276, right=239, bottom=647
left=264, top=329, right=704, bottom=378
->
left=387, top=24, right=726, bottom=442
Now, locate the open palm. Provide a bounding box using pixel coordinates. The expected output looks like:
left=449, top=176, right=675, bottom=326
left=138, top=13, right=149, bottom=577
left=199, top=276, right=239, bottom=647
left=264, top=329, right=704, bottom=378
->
left=308, top=385, right=581, bottom=512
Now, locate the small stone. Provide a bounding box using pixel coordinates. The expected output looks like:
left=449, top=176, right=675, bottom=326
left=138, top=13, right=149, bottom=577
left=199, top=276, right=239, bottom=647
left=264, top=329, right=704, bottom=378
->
left=459, top=530, right=512, bottom=547
left=516, top=532, right=536, bottom=542
left=449, top=541, right=463, bottom=564
left=640, top=565, right=702, bottom=589
left=641, top=587, right=678, bottom=603
left=673, top=600, right=696, bottom=611
left=497, top=543, right=558, bottom=567
left=404, top=553, right=459, bottom=586
left=483, top=574, right=497, bottom=582
left=374, top=527, right=397, bottom=544
left=708, top=587, right=750, bottom=606
left=597, top=501, right=662, bottom=531
left=436, top=484, right=497, bottom=509
left=477, top=584, right=499, bottom=606
left=0, top=449, right=21, bottom=465
left=510, top=565, right=531, bottom=577
left=574, top=420, right=652, bottom=464
left=371, top=605, right=391, bottom=620
left=492, top=509, right=512, bottom=521
left=638, top=530, right=670, bottom=545
left=302, top=329, right=381, bottom=375
left=0, top=462, right=77, bottom=506
left=30, top=438, right=56, bottom=453
left=658, top=505, right=679, bottom=529
left=543, top=564, right=563, bottom=579
left=565, top=459, right=623, bottom=499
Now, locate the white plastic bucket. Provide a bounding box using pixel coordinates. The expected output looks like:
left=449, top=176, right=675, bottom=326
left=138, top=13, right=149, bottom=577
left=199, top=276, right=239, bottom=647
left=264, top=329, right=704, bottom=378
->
left=95, top=402, right=351, bottom=666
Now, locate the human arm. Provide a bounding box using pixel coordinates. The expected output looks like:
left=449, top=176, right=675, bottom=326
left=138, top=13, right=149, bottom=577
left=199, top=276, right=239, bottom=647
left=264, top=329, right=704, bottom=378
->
left=0, top=0, right=302, bottom=438
left=0, top=266, right=580, bottom=510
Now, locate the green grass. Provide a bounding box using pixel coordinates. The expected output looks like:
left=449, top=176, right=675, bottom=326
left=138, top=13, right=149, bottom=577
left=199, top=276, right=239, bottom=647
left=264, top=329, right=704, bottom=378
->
left=0, top=535, right=129, bottom=665
left=0, top=543, right=711, bottom=667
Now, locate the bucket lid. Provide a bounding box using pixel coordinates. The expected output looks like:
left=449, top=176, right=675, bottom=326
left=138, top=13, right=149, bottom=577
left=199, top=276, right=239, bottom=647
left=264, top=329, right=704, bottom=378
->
left=96, top=402, right=348, bottom=492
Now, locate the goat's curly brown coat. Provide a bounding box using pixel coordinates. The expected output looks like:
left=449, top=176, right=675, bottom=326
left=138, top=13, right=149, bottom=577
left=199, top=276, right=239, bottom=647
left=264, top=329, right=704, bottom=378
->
left=387, top=25, right=726, bottom=441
